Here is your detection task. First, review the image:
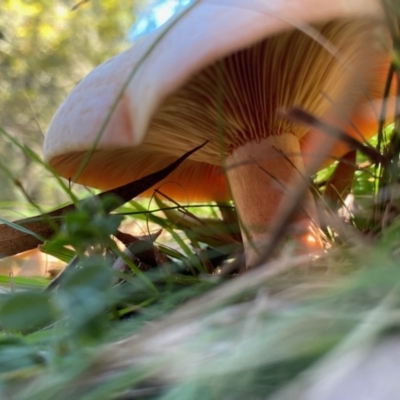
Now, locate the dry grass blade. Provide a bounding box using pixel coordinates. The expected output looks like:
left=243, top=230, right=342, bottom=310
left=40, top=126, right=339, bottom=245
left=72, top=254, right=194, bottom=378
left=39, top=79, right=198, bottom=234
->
left=272, top=289, right=400, bottom=400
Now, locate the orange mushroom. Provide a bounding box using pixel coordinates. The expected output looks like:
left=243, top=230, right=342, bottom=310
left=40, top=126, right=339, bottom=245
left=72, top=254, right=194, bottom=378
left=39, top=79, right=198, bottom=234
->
left=44, top=1, right=393, bottom=267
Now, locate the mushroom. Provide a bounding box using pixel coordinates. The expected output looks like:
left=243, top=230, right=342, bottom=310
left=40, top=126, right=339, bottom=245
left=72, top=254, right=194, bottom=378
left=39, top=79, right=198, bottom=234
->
left=44, top=0, right=392, bottom=267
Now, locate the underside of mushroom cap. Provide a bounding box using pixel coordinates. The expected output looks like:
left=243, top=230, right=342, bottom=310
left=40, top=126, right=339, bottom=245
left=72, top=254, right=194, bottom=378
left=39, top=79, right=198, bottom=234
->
left=44, top=0, right=389, bottom=201
left=50, top=148, right=230, bottom=202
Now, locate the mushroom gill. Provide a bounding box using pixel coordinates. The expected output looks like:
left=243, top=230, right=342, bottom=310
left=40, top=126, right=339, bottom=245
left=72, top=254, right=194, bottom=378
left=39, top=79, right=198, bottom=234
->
left=148, top=19, right=382, bottom=161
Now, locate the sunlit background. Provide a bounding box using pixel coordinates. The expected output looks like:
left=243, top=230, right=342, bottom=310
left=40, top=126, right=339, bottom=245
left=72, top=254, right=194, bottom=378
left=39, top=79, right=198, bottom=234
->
left=1, top=0, right=195, bottom=211
left=130, top=0, right=193, bottom=41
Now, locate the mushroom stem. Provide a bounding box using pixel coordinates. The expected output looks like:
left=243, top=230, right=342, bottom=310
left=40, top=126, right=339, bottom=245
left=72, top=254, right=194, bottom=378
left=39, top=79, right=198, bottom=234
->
left=225, top=134, right=322, bottom=267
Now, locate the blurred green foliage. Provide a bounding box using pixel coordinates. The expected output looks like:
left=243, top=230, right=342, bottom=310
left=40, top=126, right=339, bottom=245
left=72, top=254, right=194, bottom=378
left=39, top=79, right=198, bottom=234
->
left=0, top=0, right=137, bottom=205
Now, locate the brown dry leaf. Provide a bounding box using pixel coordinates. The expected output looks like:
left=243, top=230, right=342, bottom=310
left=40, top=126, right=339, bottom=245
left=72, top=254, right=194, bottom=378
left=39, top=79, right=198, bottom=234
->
left=0, top=143, right=207, bottom=258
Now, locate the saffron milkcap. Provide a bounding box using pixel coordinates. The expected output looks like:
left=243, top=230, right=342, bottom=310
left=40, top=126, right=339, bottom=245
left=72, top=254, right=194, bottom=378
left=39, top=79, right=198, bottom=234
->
left=44, top=0, right=392, bottom=265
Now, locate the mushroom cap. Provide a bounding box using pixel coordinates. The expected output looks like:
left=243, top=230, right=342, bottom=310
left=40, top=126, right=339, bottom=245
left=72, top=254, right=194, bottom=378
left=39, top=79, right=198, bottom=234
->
left=44, top=0, right=390, bottom=201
